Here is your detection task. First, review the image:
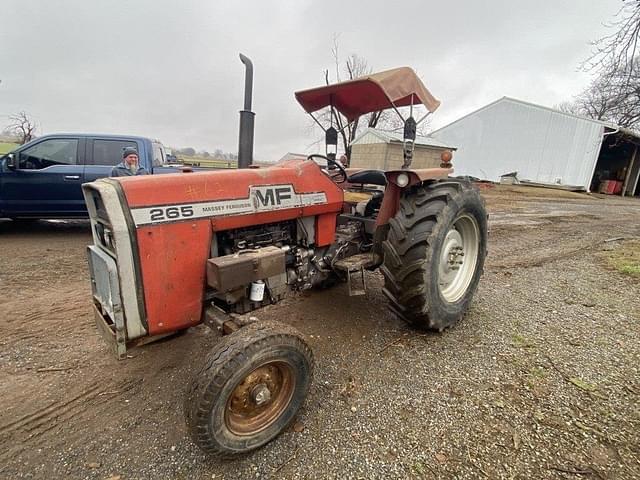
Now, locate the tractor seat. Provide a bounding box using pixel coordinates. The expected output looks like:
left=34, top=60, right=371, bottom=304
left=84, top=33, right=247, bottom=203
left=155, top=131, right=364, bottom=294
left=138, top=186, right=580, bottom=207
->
left=347, top=169, right=387, bottom=186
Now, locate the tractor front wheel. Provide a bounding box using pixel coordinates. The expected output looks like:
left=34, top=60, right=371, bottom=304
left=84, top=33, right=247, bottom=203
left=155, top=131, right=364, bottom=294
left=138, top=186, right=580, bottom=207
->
left=381, top=180, right=487, bottom=331
left=184, top=321, right=313, bottom=457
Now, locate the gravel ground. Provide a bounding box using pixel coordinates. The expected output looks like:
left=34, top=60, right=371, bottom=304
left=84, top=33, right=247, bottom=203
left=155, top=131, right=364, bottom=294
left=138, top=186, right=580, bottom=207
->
left=0, top=185, right=639, bottom=479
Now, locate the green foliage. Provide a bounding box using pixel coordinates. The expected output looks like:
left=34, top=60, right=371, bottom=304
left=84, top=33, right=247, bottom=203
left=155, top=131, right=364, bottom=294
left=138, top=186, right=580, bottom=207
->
left=605, top=240, right=640, bottom=277
left=512, top=334, right=535, bottom=348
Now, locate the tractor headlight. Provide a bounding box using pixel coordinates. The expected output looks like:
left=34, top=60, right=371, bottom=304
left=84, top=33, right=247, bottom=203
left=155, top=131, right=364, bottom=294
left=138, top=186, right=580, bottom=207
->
left=396, top=172, right=410, bottom=187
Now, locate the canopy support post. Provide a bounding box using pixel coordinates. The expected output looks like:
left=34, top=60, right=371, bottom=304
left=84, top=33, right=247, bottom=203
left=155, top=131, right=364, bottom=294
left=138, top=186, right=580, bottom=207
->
left=309, top=112, right=327, bottom=133
left=390, top=103, right=405, bottom=123
left=402, top=95, right=417, bottom=170
left=415, top=111, right=432, bottom=126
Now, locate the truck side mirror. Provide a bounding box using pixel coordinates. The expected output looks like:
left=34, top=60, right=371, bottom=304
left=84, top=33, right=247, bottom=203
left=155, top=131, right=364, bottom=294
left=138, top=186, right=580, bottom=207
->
left=5, top=153, right=16, bottom=169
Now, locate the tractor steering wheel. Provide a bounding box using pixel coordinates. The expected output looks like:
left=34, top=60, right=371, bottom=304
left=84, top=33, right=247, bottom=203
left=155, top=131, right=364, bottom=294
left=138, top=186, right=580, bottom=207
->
left=307, top=154, right=348, bottom=184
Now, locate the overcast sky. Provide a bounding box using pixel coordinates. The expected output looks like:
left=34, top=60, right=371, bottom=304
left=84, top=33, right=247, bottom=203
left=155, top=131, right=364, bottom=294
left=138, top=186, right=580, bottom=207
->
left=0, top=0, right=623, bottom=160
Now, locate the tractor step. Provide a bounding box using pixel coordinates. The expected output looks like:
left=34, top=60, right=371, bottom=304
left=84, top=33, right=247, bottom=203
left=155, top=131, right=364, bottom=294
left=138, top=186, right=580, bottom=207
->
left=333, top=254, right=376, bottom=296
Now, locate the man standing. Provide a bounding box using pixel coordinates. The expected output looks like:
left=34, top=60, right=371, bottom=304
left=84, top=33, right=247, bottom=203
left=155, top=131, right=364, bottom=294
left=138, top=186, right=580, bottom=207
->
left=111, top=147, right=148, bottom=177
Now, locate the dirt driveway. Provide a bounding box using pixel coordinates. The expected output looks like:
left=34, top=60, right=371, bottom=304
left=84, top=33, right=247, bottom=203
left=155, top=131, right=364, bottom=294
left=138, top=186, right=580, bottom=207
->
left=1, top=186, right=639, bottom=479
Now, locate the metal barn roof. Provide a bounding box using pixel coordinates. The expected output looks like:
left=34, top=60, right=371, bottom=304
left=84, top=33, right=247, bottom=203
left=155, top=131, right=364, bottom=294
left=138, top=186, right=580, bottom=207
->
left=433, top=96, right=616, bottom=133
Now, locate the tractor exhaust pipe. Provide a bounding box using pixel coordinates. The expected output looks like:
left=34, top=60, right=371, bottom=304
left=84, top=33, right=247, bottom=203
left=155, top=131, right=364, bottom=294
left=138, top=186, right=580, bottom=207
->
left=238, top=53, right=255, bottom=169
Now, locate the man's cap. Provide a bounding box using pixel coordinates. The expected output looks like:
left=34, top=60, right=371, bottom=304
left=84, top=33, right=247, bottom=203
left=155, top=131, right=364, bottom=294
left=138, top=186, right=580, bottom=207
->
left=122, top=147, right=139, bottom=159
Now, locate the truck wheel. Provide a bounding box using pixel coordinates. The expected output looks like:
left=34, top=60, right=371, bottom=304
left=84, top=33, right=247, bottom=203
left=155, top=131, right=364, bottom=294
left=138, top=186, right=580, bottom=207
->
left=381, top=180, right=487, bottom=331
left=184, top=321, right=313, bottom=457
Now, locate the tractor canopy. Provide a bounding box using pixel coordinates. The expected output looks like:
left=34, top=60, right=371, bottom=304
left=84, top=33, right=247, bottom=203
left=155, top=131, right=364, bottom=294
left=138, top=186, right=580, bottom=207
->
left=294, top=67, right=440, bottom=121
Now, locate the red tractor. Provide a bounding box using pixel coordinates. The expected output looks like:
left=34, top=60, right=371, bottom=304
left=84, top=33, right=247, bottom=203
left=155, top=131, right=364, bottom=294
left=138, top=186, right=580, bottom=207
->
left=83, top=56, right=487, bottom=457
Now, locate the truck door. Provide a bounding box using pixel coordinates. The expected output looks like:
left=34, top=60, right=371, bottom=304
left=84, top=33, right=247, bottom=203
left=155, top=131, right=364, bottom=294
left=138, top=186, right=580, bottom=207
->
left=1, top=137, right=86, bottom=217
left=84, top=138, right=139, bottom=182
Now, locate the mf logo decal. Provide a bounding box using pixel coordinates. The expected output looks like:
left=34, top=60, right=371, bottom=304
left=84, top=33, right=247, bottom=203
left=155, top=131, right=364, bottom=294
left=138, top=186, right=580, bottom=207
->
left=252, top=185, right=294, bottom=210
left=253, top=186, right=292, bottom=207
left=130, top=184, right=327, bottom=227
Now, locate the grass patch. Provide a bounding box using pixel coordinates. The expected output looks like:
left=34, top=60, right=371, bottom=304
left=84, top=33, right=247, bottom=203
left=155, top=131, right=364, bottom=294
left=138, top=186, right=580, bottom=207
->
left=604, top=240, right=640, bottom=277
left=412, top=462, right=426, bottom=475
left=0, top=142, right=19, bottom=155
left=179, top=155, right=237, bottom=169
left=569, top=377, right=597, bottom=392
left=512, top=333, right=535, bottom=348
left=529, top=366, right=547, bottom=379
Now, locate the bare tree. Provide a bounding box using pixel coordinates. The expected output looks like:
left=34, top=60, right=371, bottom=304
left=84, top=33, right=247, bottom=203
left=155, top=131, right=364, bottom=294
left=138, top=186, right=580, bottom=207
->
left=560, top=3, right=640, bottom=129
left=563, top=57, right=640, bottom=128
left=179, top=147, right=196, bottom=156
left=7, top=111, right=37, bottom=144
left=583, top=1, right=640, bottom=80
left=312, top=37, right=429, bottom=161
left=322, top=47, right=381, bottom=159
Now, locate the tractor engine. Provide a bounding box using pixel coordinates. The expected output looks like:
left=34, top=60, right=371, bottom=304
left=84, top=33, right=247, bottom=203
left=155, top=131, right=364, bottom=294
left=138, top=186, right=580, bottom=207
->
left=209, top=218, right=365, bottom=314
left=83, top=159, right=348, bottom=357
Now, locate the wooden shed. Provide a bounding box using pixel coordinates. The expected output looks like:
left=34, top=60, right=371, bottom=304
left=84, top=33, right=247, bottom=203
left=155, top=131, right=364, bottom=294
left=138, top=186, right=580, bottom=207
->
left=349, top=128, right=456, bottom=170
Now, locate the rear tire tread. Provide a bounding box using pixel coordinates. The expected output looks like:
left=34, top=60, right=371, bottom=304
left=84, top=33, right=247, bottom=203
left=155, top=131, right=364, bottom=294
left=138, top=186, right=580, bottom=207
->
left=381, top=180, right=487, bottom=331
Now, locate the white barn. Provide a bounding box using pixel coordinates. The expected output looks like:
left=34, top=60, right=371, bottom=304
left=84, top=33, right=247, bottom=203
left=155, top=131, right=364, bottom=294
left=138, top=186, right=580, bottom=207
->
left=431, top=97, right=640, bottom=196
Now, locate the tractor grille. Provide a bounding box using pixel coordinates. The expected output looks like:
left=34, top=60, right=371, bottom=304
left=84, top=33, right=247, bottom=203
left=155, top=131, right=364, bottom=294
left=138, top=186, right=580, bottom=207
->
left=87, top=245, right=123, bottom=328
left=85, top=188, right=117, bottom=255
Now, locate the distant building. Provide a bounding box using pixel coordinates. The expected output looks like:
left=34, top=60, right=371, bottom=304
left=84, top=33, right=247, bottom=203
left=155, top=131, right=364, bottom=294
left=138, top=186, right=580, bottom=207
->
left=431, top=97, right=640, bottom=196
left=349, top=128, right=455, bottom=170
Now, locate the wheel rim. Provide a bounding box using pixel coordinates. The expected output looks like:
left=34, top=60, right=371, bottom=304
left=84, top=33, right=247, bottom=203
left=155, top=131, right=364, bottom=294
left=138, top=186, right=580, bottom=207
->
left=438, top=214, right=480, bottom=303
left=225, top=361, right=295, bottom=436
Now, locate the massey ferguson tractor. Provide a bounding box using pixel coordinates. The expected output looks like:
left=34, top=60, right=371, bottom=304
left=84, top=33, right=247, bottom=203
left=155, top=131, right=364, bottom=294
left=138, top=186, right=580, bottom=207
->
left=83, top=55, right=487, bottom=457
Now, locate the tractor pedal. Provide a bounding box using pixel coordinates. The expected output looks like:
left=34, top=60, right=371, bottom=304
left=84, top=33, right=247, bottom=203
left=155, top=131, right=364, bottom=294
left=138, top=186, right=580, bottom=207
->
left=346, top=266, right=367, bottom=296
left=334, top=253, right=376, bottom=296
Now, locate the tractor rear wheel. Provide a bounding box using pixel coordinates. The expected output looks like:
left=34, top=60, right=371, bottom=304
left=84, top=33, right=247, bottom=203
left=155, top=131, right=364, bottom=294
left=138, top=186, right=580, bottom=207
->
left=184, top=321, right=313, bottom=457
left=381, top=180, right=487, bottom=331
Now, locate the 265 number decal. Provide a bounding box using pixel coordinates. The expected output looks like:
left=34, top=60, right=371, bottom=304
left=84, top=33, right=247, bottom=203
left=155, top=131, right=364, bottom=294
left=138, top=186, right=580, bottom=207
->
left=149, top=206, right=194, bottom=222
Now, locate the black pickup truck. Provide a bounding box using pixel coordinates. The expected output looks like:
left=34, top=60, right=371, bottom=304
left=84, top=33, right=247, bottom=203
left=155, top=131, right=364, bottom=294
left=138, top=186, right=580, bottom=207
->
left=0, top=133, right=192, bottom=219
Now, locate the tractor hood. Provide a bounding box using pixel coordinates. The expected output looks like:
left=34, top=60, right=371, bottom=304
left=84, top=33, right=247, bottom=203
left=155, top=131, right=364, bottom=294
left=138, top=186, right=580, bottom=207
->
left=294, top=67, right=441, bottom=121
